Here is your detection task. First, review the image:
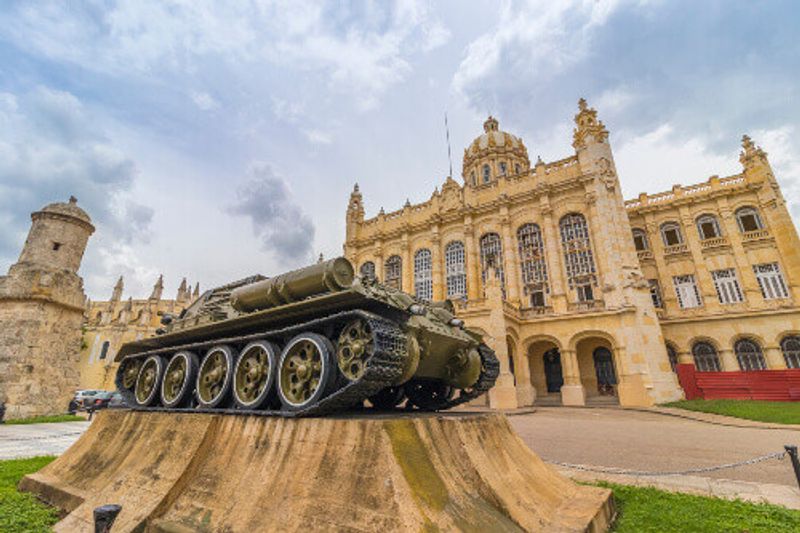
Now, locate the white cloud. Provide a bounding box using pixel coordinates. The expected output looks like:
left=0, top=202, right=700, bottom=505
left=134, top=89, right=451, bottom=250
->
left=190, top=91, right=219, bottom=111
left=453, top=0, right=622, bottom=99
left=614, top=123, right=740, bottom=197
left=303, top=129, right=333, bottom=145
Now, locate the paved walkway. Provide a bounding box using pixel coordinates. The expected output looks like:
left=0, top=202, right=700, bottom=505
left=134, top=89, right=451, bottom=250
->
left=0, top=420, right=91, bottom=460
left=509, top=406, right=800, bottom=508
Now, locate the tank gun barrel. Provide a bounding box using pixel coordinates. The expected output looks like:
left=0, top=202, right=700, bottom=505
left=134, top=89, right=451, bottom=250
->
left=230, top=257, right=355, bottom=312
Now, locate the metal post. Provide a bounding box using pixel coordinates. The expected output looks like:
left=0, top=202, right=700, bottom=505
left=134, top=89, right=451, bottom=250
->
left=94, top=504, right=122, bottom=533
left=785, top=445, right=800, bottom=490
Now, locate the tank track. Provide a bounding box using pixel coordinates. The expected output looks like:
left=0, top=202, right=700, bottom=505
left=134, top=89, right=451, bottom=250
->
left=427, top=343, right=500, bottom=411
left=115, top=310, right=407, bottom=417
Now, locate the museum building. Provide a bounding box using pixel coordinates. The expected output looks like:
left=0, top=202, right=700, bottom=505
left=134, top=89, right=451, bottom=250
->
left=344, top=100, right=800, bottom=408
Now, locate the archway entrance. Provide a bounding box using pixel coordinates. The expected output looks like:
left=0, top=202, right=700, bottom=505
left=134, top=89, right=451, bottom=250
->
left=543, top=348, right=563, bottom=393
left=592, top=347, right=617, bottom=396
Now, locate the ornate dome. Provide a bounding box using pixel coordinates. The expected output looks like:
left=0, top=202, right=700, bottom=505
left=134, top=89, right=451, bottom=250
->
left=37, top=196, right=93, bottom=226
left=462, top=117, right=530, bottom=186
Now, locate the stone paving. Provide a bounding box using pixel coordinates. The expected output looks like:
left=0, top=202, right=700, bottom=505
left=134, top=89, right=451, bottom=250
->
left=0, top=420, right=91, bottom=459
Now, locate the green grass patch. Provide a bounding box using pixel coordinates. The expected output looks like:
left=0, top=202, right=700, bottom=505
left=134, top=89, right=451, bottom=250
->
left=0, top=456, right=59, bottom=532
left=4, top=415, right=84, bottom=425
left=663, top=399, right=800, bottom=425
left=599, top=481, right=800, bottom=532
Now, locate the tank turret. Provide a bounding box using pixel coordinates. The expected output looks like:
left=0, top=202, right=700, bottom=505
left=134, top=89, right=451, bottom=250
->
left=115, top=257, right=498, bottom=416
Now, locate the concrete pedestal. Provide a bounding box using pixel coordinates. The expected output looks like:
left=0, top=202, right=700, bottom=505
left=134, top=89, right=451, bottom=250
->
left=21, top=410, right=614, bottom=532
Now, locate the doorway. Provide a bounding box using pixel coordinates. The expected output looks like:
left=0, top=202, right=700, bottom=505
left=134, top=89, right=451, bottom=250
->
left=543, top=348, right=563, bottom=393
left=593, top=347, right=617, bottom=395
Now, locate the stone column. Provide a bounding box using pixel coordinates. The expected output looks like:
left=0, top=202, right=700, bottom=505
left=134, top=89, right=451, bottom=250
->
left=374, top=240, right=384, bottom=281
left=677, top=350, right=694, bottom=366
left=500, top=213, right=520, bottom=304
left=514, top=343, right=536, bottom=406
left=765, top=346, right=787, bottom=370
left=431, top=233, right=444, bottom=300
left=560, top=349, right=586, bottom=406
left=464, top=221, right=480, bottom=301
left=484, top=268, right=518, bottom=410
left=541, top=205, right=567, bottom=312
left=719, top=348, right=739, bottom=371
left=401, top=234, right=412, bottom=294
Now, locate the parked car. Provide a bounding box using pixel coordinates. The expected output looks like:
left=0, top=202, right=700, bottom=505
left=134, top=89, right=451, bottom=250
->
left=73, top=389, right=105, bottom=408
left=87, top=391, right=126, bottom=410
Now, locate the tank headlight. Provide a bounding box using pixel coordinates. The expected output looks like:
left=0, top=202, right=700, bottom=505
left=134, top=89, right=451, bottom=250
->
left=408, top=304, right=426, bottom=316
left=449, top=318, right=465, bottom=328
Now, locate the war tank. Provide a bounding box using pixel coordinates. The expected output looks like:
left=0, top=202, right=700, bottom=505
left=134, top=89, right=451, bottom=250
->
left=114, top=257, right=498, bottom=416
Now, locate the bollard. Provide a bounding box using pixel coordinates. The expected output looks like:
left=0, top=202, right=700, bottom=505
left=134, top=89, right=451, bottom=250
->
left=785, top=445, right=800, bottom=490
left=94, top=504, right=122, bottom=533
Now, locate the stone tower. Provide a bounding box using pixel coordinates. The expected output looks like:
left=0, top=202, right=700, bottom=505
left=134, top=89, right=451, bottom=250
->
left=0, top=197, right=95, bottom=419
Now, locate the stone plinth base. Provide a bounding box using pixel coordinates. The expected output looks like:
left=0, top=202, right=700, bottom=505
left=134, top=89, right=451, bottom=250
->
left=20, top=410, right=614, bottom=532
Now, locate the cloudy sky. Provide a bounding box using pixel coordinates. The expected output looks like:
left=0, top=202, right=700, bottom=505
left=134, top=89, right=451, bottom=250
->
left=1, top=0, right=798, bottom=300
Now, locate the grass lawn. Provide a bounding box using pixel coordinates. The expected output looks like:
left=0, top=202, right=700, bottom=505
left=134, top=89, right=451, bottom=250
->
left=663, top=399, right=800, bottom=425
left=0, top=456, right=58, bottom=532
left=601, top=481, right=800, bottom=532
left=4, top=415, right=84, bottom=425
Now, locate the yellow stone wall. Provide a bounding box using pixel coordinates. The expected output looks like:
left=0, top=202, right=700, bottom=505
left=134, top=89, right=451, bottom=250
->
left=344, top=102, right=800, bottom=408
left=79, top=279, right=196, bottom=391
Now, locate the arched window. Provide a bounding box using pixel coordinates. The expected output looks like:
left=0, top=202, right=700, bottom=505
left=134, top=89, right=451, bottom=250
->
left=559, top=213, right=596, bottom=301
left=734, top=338, right=767, bottom=371
left=735, top=207, right=763, bottom=233
left=479, top=233, right=505, bottom=294
left=514, top=163, right=521, bottom=175
left=482, top=164, right=491, bottom=183
left=499, top=161, right=507, bottom=175
left=696, top=214, right=721, bottom=240
left=517, top=223, right=548, bottom=307
left=660, top=222, right=683, bottom=246
left=692, top=342, right=721, bottom=372
left=413, top=249, right=433, bottom=301
left=666, top=344, right=678, bottom=372
left=781, top=336, right=800, bottom=369
left=470, top=171, right=476, bottom=186
left=632, top=228, right=649, bottom=251
left=99, top=341, right=110, bottom=360
left=384, top=255, right=402, bottom=290
left=444, top=241, right=467, bottom=299
left=359, top=261, right=376, bottom=280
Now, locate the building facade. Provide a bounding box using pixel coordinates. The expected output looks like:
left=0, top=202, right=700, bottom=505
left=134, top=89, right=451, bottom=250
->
left=344, top=100, right=800, bottom=408
left=79, top=277, right=198, bottom=390
left=0, top=197, right=94, bottom=419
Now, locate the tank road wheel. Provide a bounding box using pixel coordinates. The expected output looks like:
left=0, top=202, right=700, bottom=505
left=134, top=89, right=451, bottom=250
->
left=336, top=319, right=375, bottom=381
left=233, top=340, right=279, bottom=409
left=135, top=355, right=166, bottom=406
left=160, top=351, right=199, bottom=408
left=369, top=386, right=405, bottom=410
left=277, top=333, right=335, bottom=411
left=120, top=358, right=142, bottom=391
left=406, top=381, right=453, bottom=411
left=196, top=345, right=237, bottom=408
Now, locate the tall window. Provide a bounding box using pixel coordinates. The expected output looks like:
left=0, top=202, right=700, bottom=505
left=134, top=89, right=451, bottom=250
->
left=696, top=214, right=721, bottom=240
left=648, top=279, right=663, bottom=308
left=445, top=241, right=467, bottom=299
left=560, top=213, right=597, bottom=298
left=360, top=261, right=375, bottom=280
left=753, top=263, right=789, bottom=299
left=99, top=341, right=110, bottom=360
left=499, top=161, right=507, bottom=175
left=673, top=275, right=702, bottom=309
left=482, top=164, right=491, bottom=183
left=781, top=336, right=800, bottom=369
left=470, top=171, right=476, bottom=186
left=413, top=249, right=433, bottom=301
left=712, top=269, right=744, bottom=304
left=735, top=207, right=763, bottom=232
left=517, top=223, right=549, bottom=307
left=666, top=344, right=678, bottom=372
left=692, top=342, right=721, bottom=372
left=479, top=233, right=505, bottom=294
left=734, top=338, right=767, bottom=371
left=660, top=222, right=683, bottom=246
left=384, top=255, right=402, bottom=290
left=632, top=229, right=649, bottom=251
